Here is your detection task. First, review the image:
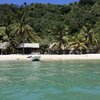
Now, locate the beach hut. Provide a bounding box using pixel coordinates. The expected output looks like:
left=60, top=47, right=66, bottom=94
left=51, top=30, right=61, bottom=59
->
left=0, top=42, right=10, bottom=55
left=17, top=43, right=40, bottom=54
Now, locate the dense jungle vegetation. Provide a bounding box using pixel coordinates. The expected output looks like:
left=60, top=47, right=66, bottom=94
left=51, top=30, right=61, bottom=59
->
left=0, top=0, right=100, bottom=54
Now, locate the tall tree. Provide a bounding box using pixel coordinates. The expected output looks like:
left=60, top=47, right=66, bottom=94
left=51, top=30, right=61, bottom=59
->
left=50, top=24, right=69, bottom=54
left=82, top=24, right=98, bottom=52
left=11, top=9, right=38, bottom=54
left=69, top=33, right=87, bottom=54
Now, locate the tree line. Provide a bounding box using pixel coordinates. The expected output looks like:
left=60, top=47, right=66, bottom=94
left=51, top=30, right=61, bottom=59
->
left=0, top=0, right=100, bottom=54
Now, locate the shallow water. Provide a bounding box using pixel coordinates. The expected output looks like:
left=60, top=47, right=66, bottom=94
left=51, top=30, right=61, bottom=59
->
left=0, top=60, right=100, bottom=100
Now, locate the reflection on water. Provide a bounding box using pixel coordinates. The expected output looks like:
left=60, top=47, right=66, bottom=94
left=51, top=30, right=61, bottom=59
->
left=0, top=60, right=100, bottom=100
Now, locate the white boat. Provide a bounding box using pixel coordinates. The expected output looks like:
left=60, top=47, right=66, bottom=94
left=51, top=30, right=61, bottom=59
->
left=31, top=53, right=41, bottom=61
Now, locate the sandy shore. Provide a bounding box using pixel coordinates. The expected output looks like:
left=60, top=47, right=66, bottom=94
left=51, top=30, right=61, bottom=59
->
left=0, top=54, right=100, bottom=61
left=0, top=54, right=31, bottom=61
left=41, top=54, right=100, bottom=61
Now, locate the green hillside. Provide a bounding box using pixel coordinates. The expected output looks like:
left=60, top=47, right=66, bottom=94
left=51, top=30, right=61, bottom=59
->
left=0, top=0, right=100, bottom=54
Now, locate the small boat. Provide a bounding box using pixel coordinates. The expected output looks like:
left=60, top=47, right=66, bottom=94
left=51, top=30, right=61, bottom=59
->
left=31, top=53, right=41, bottom=61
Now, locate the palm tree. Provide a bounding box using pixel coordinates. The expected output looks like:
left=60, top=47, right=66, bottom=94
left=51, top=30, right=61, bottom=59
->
left=10, top=10, right=39, bottom=54
left=0, top=26, right=16, bottom=54
left=69, top=33, right=87, bottom=54
left=82, top=24, right=98, bottom=53
left=0, top=27, right=8, bottom=43
left=50, top=24, right=69, bottom=54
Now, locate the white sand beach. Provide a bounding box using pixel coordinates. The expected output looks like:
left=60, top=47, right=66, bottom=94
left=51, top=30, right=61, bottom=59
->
left=41, top=54, right=100, bottom=61
left=0, top=54, right=100, bottom=61
left=0, top=54, right=31, bottom=61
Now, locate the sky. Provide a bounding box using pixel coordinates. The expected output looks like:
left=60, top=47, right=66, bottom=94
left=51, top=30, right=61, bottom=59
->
left=0, top=0, right=79, bottom=5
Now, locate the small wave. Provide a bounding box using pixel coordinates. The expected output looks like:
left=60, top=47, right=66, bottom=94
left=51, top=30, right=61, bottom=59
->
left=0, top=68, right=17, bottom=71
left=66, top=70, right=83, bottom=73
left=21, top=76, right=39, bottom=81
left=47, top=73, right=57, bottom=76
left=93, top=72, right=100, bottom=74
left=0, top=77, right=8, bottom=81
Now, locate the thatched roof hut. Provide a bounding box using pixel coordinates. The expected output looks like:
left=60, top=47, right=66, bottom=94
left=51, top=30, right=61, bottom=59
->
left=0, top=42, right=10, bottom=54
left=17, top=43, right=40, bottom=54
left=0, top=42, right=10, bottom=50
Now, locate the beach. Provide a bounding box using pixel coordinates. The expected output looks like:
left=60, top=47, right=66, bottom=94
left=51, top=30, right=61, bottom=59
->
left=0, top=54, right=100, bottom=61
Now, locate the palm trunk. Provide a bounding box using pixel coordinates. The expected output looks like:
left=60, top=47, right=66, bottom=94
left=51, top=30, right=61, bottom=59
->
left=22, top=38, right=25, bottom=54
left=59, top=32, right=63, bottom=54
left=22, top=34, right=25, bottom=54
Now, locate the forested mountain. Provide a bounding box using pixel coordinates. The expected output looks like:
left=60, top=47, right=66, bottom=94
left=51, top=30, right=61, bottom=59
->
left=0, top=0, right=100, bottom=54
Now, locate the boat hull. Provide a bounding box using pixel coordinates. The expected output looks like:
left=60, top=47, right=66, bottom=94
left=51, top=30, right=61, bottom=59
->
left=31, top=55, right=41, bottom=61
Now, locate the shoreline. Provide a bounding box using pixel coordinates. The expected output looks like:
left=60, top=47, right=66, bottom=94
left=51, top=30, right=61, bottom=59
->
left=0, top=54, right=100, bottom=61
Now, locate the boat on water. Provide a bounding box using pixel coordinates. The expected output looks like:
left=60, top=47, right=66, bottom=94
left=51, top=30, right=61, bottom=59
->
left=27, top=53, right=41, bottom=61
left=31, top=54, right=41, bottom=61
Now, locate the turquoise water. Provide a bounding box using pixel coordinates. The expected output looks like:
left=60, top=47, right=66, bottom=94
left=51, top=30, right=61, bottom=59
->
left=0, top=60, right=100, bottom=100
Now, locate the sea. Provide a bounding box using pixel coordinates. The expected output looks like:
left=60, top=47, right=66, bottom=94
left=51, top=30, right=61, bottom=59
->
left=0, top=60, right=100, bottom=100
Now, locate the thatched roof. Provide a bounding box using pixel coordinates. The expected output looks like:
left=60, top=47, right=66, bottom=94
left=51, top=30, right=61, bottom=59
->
left=0, top=42, right=10, bottom=50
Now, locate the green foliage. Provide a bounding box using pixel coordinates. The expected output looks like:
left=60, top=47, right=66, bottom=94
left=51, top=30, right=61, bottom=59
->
left=0, top=1, right=99, bottom=54
left=79, top=0, right=95, bottom=5
left=0, top=27, right=8, bottom=42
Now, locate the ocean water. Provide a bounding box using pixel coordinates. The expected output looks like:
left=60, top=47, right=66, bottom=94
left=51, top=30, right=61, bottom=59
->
left=0, top=60, right=100, bottom=100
